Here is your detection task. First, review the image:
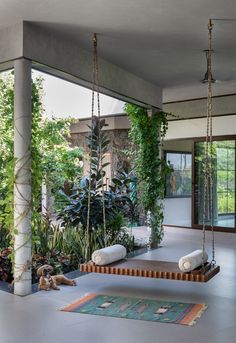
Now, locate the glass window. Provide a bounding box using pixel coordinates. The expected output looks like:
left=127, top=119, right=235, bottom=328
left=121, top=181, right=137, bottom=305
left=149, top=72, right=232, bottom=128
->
left=165, top=152, right=192, bottom=197
left=194, top=140, right=235, bottom=229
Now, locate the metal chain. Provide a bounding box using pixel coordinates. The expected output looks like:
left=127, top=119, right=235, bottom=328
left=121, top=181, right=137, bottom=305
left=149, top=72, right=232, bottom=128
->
left=208, top=26, right=216, bottom=265
left=94, top=34, right=107, bottom=247
left=202, top=19, right=216, bottom=267
left=85, top=34, right=96, bottom=262
left=86, top=34, right=107, bottom=261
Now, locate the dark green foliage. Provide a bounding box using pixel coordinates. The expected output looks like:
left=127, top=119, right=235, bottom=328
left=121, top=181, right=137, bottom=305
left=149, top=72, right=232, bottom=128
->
left=0, top=248, right=12, bottom=282
left=0, top=226, right=10, bottom=250
left=59, top=116, right=135, bottom=258
left=60, top=117, right=132, bottom=229
left=110, top=165, right=139, bottom=227
left=61, top=175, right=132, bottom=230
left=105, top=212, right=135, bottom=251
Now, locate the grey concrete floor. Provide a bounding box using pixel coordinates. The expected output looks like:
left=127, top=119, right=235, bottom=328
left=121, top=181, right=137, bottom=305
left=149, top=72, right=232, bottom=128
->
left=0, top=227, right=235, bottom=343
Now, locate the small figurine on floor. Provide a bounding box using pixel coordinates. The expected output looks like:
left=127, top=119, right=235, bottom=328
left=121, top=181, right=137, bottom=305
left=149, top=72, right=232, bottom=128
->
left=37, top=265, right=76, bottom=291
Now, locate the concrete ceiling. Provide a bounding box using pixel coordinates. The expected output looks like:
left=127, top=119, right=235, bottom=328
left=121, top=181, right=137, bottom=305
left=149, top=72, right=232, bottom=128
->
left=1, top=0, right=236, bottom=102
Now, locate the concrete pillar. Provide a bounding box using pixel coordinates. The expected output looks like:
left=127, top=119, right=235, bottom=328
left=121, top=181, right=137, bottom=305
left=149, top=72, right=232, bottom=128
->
left=14, top=59, right=32, bottom=296
left=147, top=109, right=163, bottom=249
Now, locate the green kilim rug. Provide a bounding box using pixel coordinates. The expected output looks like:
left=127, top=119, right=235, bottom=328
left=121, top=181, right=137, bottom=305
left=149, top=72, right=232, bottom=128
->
left=61, top=293, right=207, bottom=326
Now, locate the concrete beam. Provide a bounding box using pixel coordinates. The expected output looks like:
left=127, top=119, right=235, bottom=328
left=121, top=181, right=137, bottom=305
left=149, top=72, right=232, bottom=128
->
left=0, top=21, right=162, bottom=108
left=0, top=23, right=23, bottom=68
left=164, top=94, right=236, bottom=120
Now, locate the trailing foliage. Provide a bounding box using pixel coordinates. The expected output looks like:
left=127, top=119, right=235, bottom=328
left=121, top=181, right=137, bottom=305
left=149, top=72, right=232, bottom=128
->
left=124, top=104, right=170, bottom=245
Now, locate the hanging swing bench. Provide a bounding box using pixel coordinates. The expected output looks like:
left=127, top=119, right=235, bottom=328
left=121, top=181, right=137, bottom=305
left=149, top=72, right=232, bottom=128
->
left=80, top=22, right=220, bottom=283
left=80, top=259, right=220, bottom=283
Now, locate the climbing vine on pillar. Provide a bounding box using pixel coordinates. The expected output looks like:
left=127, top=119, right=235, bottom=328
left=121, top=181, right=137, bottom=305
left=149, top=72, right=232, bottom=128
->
left=0, top=73, right=84, bottom=255
left=124, top=104, right=170, bottom=246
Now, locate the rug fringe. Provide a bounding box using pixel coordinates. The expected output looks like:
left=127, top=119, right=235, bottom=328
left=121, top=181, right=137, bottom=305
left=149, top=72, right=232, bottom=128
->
left=188, top=304, right=208, bottom=326
left=59, top=292, right=92, bottom=311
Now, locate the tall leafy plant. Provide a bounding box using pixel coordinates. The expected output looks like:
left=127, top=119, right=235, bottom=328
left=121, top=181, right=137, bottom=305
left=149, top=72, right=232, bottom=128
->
left=124, top=104, right=170, bottom=247
left=60, top=117, right=133, bottom=258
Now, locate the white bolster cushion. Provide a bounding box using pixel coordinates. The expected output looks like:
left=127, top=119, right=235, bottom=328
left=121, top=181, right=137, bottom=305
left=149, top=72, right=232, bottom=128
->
left=92, top=244, right=127, bottom=266
left=178, top=249, right=208, bottom=272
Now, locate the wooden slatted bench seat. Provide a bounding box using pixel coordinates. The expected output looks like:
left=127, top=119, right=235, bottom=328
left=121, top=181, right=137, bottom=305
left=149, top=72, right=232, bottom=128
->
left=80, top=259, right=220, bottom=282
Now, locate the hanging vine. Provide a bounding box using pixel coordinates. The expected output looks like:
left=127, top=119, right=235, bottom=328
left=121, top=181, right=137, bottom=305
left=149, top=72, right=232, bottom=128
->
left=124, top=104, right=170, bottom=246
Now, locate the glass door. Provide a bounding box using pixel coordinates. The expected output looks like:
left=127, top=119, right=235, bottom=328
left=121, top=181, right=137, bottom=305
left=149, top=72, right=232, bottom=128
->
left=193, top=139, right=235, bottom=230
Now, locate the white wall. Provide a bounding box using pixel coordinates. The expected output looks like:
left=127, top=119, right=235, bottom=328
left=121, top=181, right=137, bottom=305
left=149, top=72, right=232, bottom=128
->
left=164, top=95, right=236, bottom=119
left=163, top=197, right=192, bottom=227
left=166, top=114, right=236, bottom=140
left=164, top=94, right=236, bottom=140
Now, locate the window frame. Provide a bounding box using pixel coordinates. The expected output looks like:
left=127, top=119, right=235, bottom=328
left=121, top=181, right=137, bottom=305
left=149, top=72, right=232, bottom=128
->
left=164, top=150, right=192, bottom=199
left=192, top=135, right=236, bottom=233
